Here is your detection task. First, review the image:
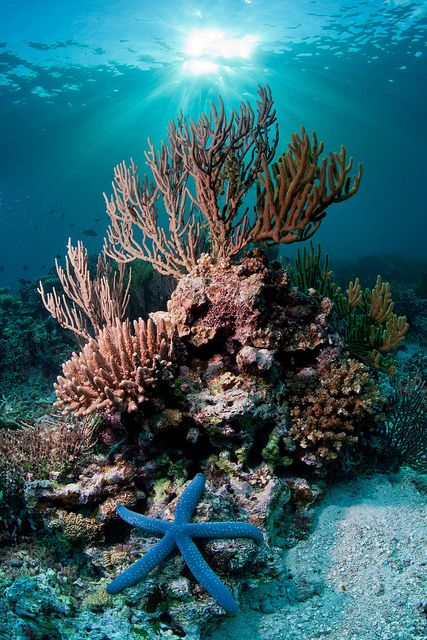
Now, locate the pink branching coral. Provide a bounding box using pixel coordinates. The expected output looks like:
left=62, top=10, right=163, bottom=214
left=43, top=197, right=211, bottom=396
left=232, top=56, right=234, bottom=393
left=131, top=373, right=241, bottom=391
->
left=288, top=348, right=381, bottom=467
left=55, top=317, right=175, bottom=415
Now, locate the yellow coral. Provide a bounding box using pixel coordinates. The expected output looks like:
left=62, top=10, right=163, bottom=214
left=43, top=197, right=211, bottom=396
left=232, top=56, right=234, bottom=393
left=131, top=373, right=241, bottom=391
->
left=288, top=348, right=381, bottom=467
left=97, top=491, right=138, bottom=523
left=55, top=510, right=103, bottom=544
left=82, top=588, right=112, bottom=611
left=99, top=548, right=130, bottom=572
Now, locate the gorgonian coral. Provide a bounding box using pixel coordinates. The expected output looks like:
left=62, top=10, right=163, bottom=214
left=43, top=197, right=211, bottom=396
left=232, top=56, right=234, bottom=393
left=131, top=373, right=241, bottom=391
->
left=287, top=347, right=381, bottom=468
left=381, top=373, right=427, bottom=472
left=55, top=317, right=175, bottom=415
left=104, top=85, right=361, bottom=276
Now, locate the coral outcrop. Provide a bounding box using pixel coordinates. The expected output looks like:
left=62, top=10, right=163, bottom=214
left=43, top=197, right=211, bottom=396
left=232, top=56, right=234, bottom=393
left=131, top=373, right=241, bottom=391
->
left=22, top=459, right=138, bottom=551
left=167, top=249, right=333, bottom=353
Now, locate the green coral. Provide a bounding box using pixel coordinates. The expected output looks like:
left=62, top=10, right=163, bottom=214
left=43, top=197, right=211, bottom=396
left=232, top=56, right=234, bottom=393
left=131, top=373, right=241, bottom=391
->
left=288, top=243, right=408, bottom=374
left=261, top=427, right=294, bottom=469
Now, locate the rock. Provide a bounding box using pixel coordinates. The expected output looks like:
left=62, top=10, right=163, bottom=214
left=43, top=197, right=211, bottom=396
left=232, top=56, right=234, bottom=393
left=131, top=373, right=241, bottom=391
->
left=25, top=460, right=136, bottom=508
left=168, top=249, right=310, bottom=352
left=5, top=572, right=72, bottom=619
left=24, top=460, right=138, bottom=545
left=236, top=346, right=274, bottom=375
left=285, top=477, right=324, bottom=508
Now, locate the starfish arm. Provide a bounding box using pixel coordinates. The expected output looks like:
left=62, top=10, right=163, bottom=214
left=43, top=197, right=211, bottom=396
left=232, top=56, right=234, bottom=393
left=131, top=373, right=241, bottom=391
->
left=106, top=532, right=176, bottom=594
left=174, top=474, right=206, bottom=524
left=176, top=535, right=238, bottom=614
left=116, top=505, right=169, bottom=536
left=184, top=522, right=264, bottom=544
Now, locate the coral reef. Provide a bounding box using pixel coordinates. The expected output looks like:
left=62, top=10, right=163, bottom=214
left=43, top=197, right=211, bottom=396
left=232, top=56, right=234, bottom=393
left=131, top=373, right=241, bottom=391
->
left=0, top=85, right=419, bottom=639
left=0, top=467, right=293, bottom=639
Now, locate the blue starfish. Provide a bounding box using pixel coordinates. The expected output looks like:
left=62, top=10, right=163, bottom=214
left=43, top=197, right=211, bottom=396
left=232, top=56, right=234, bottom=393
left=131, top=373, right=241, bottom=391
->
left=106, top=473, right=264, bottom=613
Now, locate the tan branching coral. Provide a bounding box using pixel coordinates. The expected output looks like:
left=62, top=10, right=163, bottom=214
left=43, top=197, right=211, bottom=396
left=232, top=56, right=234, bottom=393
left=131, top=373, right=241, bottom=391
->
left=55, top=317, right=175, bottom=415
left=338, top=275, right=409, bottom=374
left=38, top=238, right=131, bottom=341
left=288, top=348, right=380, bottom=467
left=253, top=127, right=362, bottom=244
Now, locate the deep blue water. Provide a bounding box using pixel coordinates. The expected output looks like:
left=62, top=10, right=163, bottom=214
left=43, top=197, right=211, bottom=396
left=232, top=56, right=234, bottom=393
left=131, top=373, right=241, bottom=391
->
left=0, top=0, right=426, bottom=288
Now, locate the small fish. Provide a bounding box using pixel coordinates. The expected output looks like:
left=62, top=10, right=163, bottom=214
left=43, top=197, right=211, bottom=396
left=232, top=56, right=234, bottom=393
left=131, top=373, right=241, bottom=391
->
left=0, top=265, right=4, bottom=272
left=56, top=254, right=61, bottom=260
left=48, top=208, right=55, bottom=215
left=33, top=225, right=38, bottom=230
left=83, top=229, right=98, bottom=237
left=41, top=264, right=46, bottom=269
left=69, top=223, right=75, bottom=227
left=22, top=265, right=29, bottom=271
left=18, top=278, right=31, bottom=286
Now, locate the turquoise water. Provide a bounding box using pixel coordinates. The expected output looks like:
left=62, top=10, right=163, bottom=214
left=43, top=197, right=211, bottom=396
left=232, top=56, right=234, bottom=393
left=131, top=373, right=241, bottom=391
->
left=0, top=0, right=426, bottom=288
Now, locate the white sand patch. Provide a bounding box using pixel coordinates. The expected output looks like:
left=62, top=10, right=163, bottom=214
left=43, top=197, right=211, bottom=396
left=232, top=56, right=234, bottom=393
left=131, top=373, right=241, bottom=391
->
left=205, top=471, right=427, bottom=640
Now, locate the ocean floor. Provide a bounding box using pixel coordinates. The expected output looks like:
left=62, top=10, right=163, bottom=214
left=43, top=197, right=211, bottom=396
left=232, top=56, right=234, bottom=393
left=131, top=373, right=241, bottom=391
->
left=204, top=471, right=427, bottom=640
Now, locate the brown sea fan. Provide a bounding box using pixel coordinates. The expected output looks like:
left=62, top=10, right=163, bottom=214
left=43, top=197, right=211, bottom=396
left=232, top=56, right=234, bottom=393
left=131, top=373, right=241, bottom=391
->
left=55, top=316, right=175, bottom=415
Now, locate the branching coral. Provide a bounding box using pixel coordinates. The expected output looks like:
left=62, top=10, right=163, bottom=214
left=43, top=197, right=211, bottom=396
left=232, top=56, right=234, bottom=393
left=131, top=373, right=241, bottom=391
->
left=337, top=276, right=409, bottom=373
left=104, top=86, right=361, bottom=277
left=288, top=243, right=409, bottom=373
left=0, top=418, right=97, bottom=492
left=380, top=373, right=427, bottom=472
left=287, top=348, right=381, bottom=468
left=55, top=317, right=175, bottom=415
left=253, top=128, right=362, bottom=244
left=38, top=238, right=131, bottom=342
left=104, top=86, right=278, bottom=276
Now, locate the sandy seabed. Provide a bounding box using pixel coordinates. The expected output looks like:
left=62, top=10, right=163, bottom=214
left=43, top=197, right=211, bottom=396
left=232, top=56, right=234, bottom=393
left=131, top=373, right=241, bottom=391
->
left=205, top=471, right=427, bottom=640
